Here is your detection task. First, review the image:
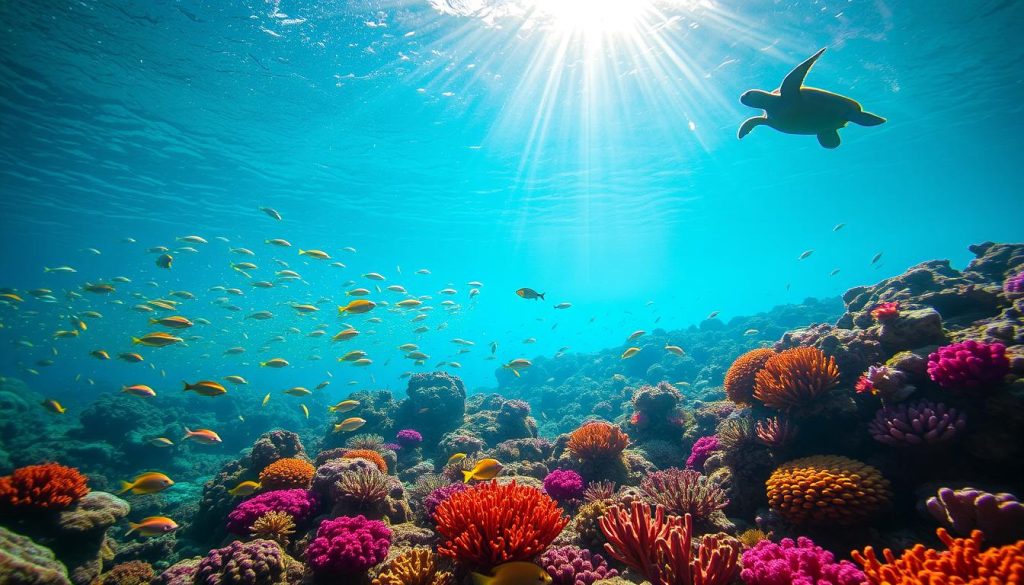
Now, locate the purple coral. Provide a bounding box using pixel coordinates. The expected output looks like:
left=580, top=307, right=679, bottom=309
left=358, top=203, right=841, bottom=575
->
left=395, top=429, right=423, bottom=447
left=1004, top=270, right=1024, bottom=294
left=543, top=469, right=585, bottom=502
left=927, top=340, right=1009, bottom=391
left=306, top=515, right=391, bottom=575
left=193, top=539, right=286, bottom=585
left=422, top=483, right=468, bottom=520
left=926, top=487, right=1024, bottom=545
left=867, top=400, right=966, bottom=447
left=540, top=545, right=618, bottom=585
left=686, top=436, right=719, bottom=470
left=740, top=537, right=867, bottom=585
left=226, top=489, right=318, bottom=534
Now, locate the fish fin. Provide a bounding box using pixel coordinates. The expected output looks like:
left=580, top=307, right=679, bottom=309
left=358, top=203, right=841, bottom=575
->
left=470, top=572, right=492, bottom=585
left=298, top=249, right=306, bottom=255
left=182, top=427, right=192, bottom=440
left=539, top=292, right=545, bottom=300
left=182, top=381, right=191, bottom=392
left=462, top=470, right=473, bottom=484
left=118, top=481, right=134, bottom=494
left=259, top=362, right=266, bottom=367
left=126, top=522, right=139, bottom=534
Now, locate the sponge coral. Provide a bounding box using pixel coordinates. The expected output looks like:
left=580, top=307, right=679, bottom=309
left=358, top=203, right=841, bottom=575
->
left=0, top=463, right=89, bottom=513
left=434, top=480, right=568, bottom=570
left=371, top=548, right=452, bottom=585
left=767, top=455, right=891, bottom=526
left=343, top=449, right=389, bottom=473
left=927, top=340, right=1009, bottom=391
left=852, top=528, right=1024, bottom=584
left=754, top=347, right=839, bottom=411
left=543, top=469, right=585, bottom=502
left=725, top=348, right=776, bottom=405
left=97, top=561, right=155, bottom=585
left=567, top=422, right=629, bottom=461
left=307, top=515, right=391, bottom=576
left=258, top=458, right=315, bottom=490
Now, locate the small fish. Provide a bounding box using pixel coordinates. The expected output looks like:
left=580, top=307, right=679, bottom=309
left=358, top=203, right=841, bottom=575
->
left=148, top=437, right=174, bottom=447
left=91, top=350, right=111, bottom=360
left=150, top=316, right=193, bottom=329
left=44, top=266, right=77, bottom=274
left=353, top=358, right=372, bottom=367
left=871, top=252, right=883, bottom=264
left=439, top=288, right=457, bottom=295
left=132, top=332, right=183, bottom=347
left=155, top=254, right=173, bottom=269
left=665, top=344, right=685, bottom=356
left=262, top=393, right=271, bottom=407
left=338, top=300, right=375, bottom=314
left=119, top=472, right=174, bottom=495
left=260, top=358, right=290, bottom=368
left=292, top=304, right=319, bottom=313
left=447, top=452, right=467, bottom=466
left=397, top=299, right=422, bottom=308
left=127, top=516, right=179, bottom=537
left=347, top=288, right=371, bottom=296
left=332, top=329, right=360, bottom=342
left=230, top=247, right=255, bottom=256
left=627, top=330, right=645, bottom=341
left=363, top=272, right=385, bottom=281
left=177, top=235, right=207, bottom=244
left=387, top=285, right=407, bottom=293
left=316, top=380, right=330, bottom=390
left=553, top=302, right=571, bottom=309
left=833, top=223, right=845, bottom=232
left=830, top=269, right=841, bottom=276
left=333, top=417, right=367, bottom=433
left=224, top=347, right=246, bottom=355
left=260, top=206, right=282, bottom=220
left=490, top=341, right=498, bottom=354
left=284, top=386, right=311, bottom=396
left=119, top=352, right=145, bottom=363
left=83, top=283, right=115, bottom=294
left=515, top=288, right=544, bottom=300
left=42, top=399, right=66, bottom=414
left=248, top=311, right=274, bottom=320
left=228, top=481, right=261, bottom=497
left=123, top=384, right=157, bottom=398
left=798, top=250, right=814, bottom=260
left=224, top=375, right=248, bottom=385
left=299, top=249, right=331, bottom=260
left=398, top=343, right=419, bottom=352
left=183, top=380, right=227, bottom=396
left=744, top=329, right=760, bottom=336
left=301, top=404, right=309, bottom=419
left=621, top=347, right=641, bottom=359
left=463, top=458, right=503, bottom=483
left=183, top=427, right=222, bottom=444
left=471, top=562, right=553, bottom=585
left=265, top=238, right=292, bottom=247
left=342, top=246, right=357, bottom=253
left=707, top=311, right=720, bottom=320
left=328, top=400, right=360, bottom=412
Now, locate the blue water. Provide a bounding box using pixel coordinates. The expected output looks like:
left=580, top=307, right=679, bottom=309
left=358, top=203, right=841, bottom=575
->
left=0, top=0, right=1022, bottom=399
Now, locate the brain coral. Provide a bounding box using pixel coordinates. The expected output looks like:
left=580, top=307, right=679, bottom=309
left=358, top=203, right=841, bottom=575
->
left=343, top=449, right=389, bottom=473
left=258, top=458, right=315, bottom=490
left=434, top=480, right=568, bottom=570
left=754, top=347, right=839, bottom=411
left=725, top=348, right=776, bottom=405
left=0, top=463, right=90, bottom=513
left=767, top=455, right=891, bottom=526
left=852, top=528, right=1024, bottom=584
left=567, top=422, right=630, bottom=461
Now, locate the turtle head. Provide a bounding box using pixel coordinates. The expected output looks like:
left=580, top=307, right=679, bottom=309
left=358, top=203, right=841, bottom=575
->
left=740, top=89, right=775, bottom=109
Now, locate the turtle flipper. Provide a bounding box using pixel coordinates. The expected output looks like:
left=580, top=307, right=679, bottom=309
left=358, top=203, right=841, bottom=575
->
left=849, top=109, right=886, bottom=126
left=738, top=115, right=768, bottom=139
left=780, top=48, right=826, bottom=98
left=817, top=130, right=841, bottom=149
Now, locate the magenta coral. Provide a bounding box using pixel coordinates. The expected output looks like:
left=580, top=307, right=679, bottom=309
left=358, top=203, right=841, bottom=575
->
left=1004, top=270, right=1024, bottom=294
left=686, top=436, right=719, bottom=470
left=225, top=489, right=318, bottom=534
left=540, top=545, right=618, bottom=585
left=867, top=400, right=966, bottom=447
left=543, top=469, right=585, bottom=502
left=739, top=536, right=866, bottom=585
left=193, top=539, right=287, bottom=585
left=926, top=487, right=1024, bottom=545
left=395, top=429, right=423, bottom=447
left=927, top=340, right=1009, bottom=391
left=306, top=515, right=391, bottom=575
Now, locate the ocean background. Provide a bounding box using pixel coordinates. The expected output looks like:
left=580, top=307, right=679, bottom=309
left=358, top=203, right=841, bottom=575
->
left=1, top=0, right=1022, bottom=399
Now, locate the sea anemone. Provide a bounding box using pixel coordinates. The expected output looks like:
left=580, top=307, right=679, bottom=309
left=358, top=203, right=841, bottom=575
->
left=371, top=548, right=453, bottom=585
left=868, top=400, right=966, bottom=447
left=343, top=449, right=389, bottom=473
left=396, top=429, right=424, bottom=447
left=258, top=458, right=315, bottom=491
left=0, top=463, right=90, bottom=513
left=855, top=364, right=916, bottom=402
left=852, top=528, right=1024, bottom=583
left=766, top=455, right=891, bottom=526
left=249, top=510, right=296, bottom=546
left=332, top=467, right=392, bottom=509
left=639, top=468, right=728, bottom=522
left=583, top=480, right=617, bottom=504
left=754, top=416, right=797, bottom=449
left=346, top=434, right=386, bottom=451
left=725, top=348, right=776, bottom=405
left=307, top=515, right=391, bottom=576
left=754, top=347, right=840, bottom=411
left=927, top=340, right=1009, bottom=391
left=567, top=422, right=630, bottom=461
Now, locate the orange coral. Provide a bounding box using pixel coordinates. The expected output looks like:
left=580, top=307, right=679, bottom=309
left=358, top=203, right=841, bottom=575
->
left=567, top=421, right=630, bottom=461
left=343, top=449, right=388, bottom=473
left=258, top=458, right=315, bottom=490
left=435, top=480, right=568, bottom=570
left=372, top=548, right=453, bottom=585
left=754, top=347, right=839, bottom=411
left=767, top=455, right=890, bottom=527
left=852, top=528, right=1024, bottom=584
left=0, top=462, right=89, bottom=512
left=725, top=348, right=776, bottom=405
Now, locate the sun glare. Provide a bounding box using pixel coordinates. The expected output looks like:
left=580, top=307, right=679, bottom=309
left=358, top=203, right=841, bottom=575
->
left=535, top=0, right=651, bottom=34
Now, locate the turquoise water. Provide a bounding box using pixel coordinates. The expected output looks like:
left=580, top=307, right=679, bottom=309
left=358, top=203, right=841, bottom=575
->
left=1, top=0, right=1022, bottom=396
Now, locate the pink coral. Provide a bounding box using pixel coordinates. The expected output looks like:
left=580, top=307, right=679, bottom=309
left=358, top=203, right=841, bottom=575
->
left=740, top=536, right=866, bottom=585
left=926, top=340, right=1009, bottom=391
left=686, top=436, right=719, bottom=470
left=306, top=515, right=391, bottom=575
left=226, top=489, right=318, bottom=534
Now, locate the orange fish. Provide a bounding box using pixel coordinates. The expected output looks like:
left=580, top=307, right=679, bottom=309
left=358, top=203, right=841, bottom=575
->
left=338, top=300, right=376, bottom=315
left=183, top=427, right=222, bottom=444
left=127, top=516, right=179, bottom=537
left=119, top=472, right=174, bottom=495
left=123, top=384, right=156, bottom=398
left=183, top=380, right=227, bottom=396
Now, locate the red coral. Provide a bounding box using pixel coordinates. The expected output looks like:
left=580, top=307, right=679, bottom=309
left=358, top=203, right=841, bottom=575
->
left=567, top=422, right=630, bottom=461
left=870, top=302, right=900, bottom=322
left=852, top=528, right=1024, bottom=584
left=434, top=480, right=568, bottom=570
left=0, top=463, right=90, bottom=512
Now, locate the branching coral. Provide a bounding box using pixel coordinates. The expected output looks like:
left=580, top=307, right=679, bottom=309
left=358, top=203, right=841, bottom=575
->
left=371, top=548, right=453, bottom=585
left=927, top=340, right=1009, bottom=391
left=852, top=528, right=1024, bottom=584
left=307, top=515, right=391, bottom=576
left=583, top=481, right=617, bottom=504
left=566, top=422, right=630, bottom=461
left=868, top=400, right=966, bottom=447
left=725, top=348, right=776, bottom=405
left=249, top=511, right=295, bottom=546
left=434, top=480, right=568, bottom=570
left=754, top=347, right=839, bottom=411
left=0, top=463, right=90, bottom=512
left=343, top=449, right=389, bottom=473
left=258, top=458, right=315, bottom=491
left=639, top=468, right=727, bottom=522
left=767, top=456, right=891, bottom=526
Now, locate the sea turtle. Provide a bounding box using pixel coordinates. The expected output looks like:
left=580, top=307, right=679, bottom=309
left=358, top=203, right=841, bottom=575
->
left=737, top=48, right=885, bottom=149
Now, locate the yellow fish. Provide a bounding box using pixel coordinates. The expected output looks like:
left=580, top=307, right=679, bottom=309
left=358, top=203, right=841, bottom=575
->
left=627, top=330, right=645, bottom=341
left=284, top=387, right=311, bottom=396
left=260, top=358, right=289, bottom=368
left=132, top=332, right=183, bottom=347
left=328, top=400, right=359, bottom=413
left=621, top=347, right=641, bottom=360
left=471, top=562, right=552, bottom=585
left=228, top=481, right=261, bottom=497
left=119, top=472, right=174, bottom=495
left=183, top=380, right=227, bottom=396
left=665, top=345, right=685, bottom=356
left=42, top=399, right=66, bottom=414
left=183, top=427, right=222, bottom=444
left=299, top=249, right=331, bottom=260
left=292, top=304, right=319, bottom=313
left=123, top=384, right=157, bottom=398
left=332, top=329, right=360, bottom=342
left=463, top=458, right=503, bottom=483
left=333, top=417, right=367, bottom=433
left=119, top=352, right=145, bottom=363
left=148, top=437, right=174, bottom=448
left=338, top=300, right=376, bottom=315
left=262, top=393, right=271, bottom=407
left=0, top=293, right=24, bottom=303
left=447, top=453, right=467, bottom=466
left=301, top=404, right=309, bottom=419
left=90, top=350, right=111, bottom=360
left=339, top=350, right=368, bottom=362
left=127, top=516, right=179, bottom=537
left=149, top=316, right=193, bottom=329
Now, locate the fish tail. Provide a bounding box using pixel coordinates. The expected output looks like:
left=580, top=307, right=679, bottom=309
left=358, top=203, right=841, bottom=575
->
left=131, top=337, right=142, bottom=345
left=182, top=381, right=191, bottom=392
left=539, top=292, right=545, bottom=300
left=118, top=481, right=134, bottom=494
left=148, top=318, right=157, bottom=324
left=327, top=405, right=337, bottom=412
left=126, top=522, right=139, bottom=534
left=259, top=361, right=266, bottom=367
left=43, top=267, right=51, bottom=273
left=182, top=427, right=192, bottom=440
left=298, top=249, right=306, bottom=256
left=462, top=470, right=474, bottom=484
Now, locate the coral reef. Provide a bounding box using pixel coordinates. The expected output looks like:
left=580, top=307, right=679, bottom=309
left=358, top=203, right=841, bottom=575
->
left=96, top=561, right=154, bottom=585
left=343, top=449, right=389, bottom=473
left=639, top=468, right=727, bottom=526
left=370, top=548, right=452, bottom=585
left=0, top=525, right=71, bottom=585
left=926, top=340, right=1009, bottom=391
left=754, top=347, right=840, bottom=411
left=725, top=349, right=776, bottom=405
left=193, top=539, right=291, bottom=585
left=686, top=436, right=719, bottom=470
left=543, top=469, right=585, bottom=502
left=249, top=511, right=296, bottom=546
left=226, top=490, right=318, bottom=535
left=766, top=456, right=891, bottom=526
left=0, top=463, right=90, bottom=513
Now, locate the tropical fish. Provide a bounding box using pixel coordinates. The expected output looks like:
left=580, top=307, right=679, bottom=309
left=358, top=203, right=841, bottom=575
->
left=127, top=516, right=179, bottom=537
left=353, top=358, right=372, bottom=367
left=621, top=347, right=641, bottom=359
left=333, top=417, right=367, bottom=433
left=316, top=380, right=330, bottom=390
left=248, top=311, right=274, bottom=320
left=83, top=283, right=115, bottom=294
left=463, top=458, right=503, bottom=483
left=471, top=562, right=553, bottom=585
left=44, top=266, right=77, bottom=274
left=91, top=350, right=110, bottom=360
left=284, top=387, right=311, bottom=396
left=871, top=252, right=883, bottom=264
left=363, top=272, right=385, bottom=280
left=176, top=235, right=207, bottom=244
left=328, top=400, right=359, bottom=412
left=332, top=329, right=360, bottom=342
left=123, top=384, right=157, bottom=398
left=150, top=316, right=193, bottom=329
left=183, top=380, right=227, bottom=396
left=798, top=250, right=814, bottom=260
left=338, top=300, right=375, bottom=315
left=416, top=268, right=430, bottom=275
left=224, top=375, right=248, bottom=385
left=292, top=304, right=319, bottom=313
left=228, top=481, right=261, bottom=497
left=398, top=343, right=418, bottom=352
left=119, top=472, right=174, bottom=495
left=260, top=358, right=289, bottom=368
left=447, top=453, right=467, bottom=466
left=262, top=393, right=271, bottom=407
left=301, top=404, right=309, bottom=419
left=230, top=247, right=255, bottom=255
left=346, top=288, right=371, bottom=297
left=132, top=332, right=183, bottom=347
left=387, top=285, right=407, bottom=293
left=0, top=293, right=23, bottom=303
left=119, top=353, right=145, bottom=363
left=42, top=399, right=65, bottom=414
left=299, top=249, right=331, bottom=260
left=156, top=254, right=173, bottom=269
left=665, top=345, right=685, bottom=356
left=627, top=330, right=645, bottom=341
left=183, top=427, right=222, bottom=444
left=260, top=206, right=282, bottom=220
left=515, top=288, right=544, bottom=300
left=833, top=223, right=845, bottom=231
left=148, top=437, right=174, bottom=448
left=707, top=311, right=720, bottom=320
left=744, top=329, right=760, bottom=336
left=553, top=302, right=571, bottom=309
left=224, top=347, right=246, bottom=355
left=439, top=288, right=457, bottom=295
left=396, top=299, right=422, bottom=308
left=265, top=238, right=291, bottom=247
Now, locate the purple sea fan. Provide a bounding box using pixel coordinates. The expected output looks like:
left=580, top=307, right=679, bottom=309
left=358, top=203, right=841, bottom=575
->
left=740, top=536, right=867, bottom=585
left=543, top=469, right=585, bottom=502
left=1004, top=270, right=1024, bottom=294
left=755, top=416, right=797, bottom=449
left=540, top=545, right=618, bottom=585
left=926, top=487, right=1024, bottom=545
left=867, top=400, right=965, bottom=447
left=306, top=515, right=391, bottom=575
left=226, top=489, right=318, bottom=534
left=927, top=340, right=1009, bottom=391
left=395, top=429, right=423, bottom=447
left=686, top=436, right=719, bottom=470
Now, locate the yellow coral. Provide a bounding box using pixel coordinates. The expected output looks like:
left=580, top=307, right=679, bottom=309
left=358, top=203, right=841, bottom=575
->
left=371, top=548, right=452, bottom=585
left=767, top=455, right=890, bottom=526
left=250, top=510, right=295, bottom=545
left=258, top=458, right=315, bottom=490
